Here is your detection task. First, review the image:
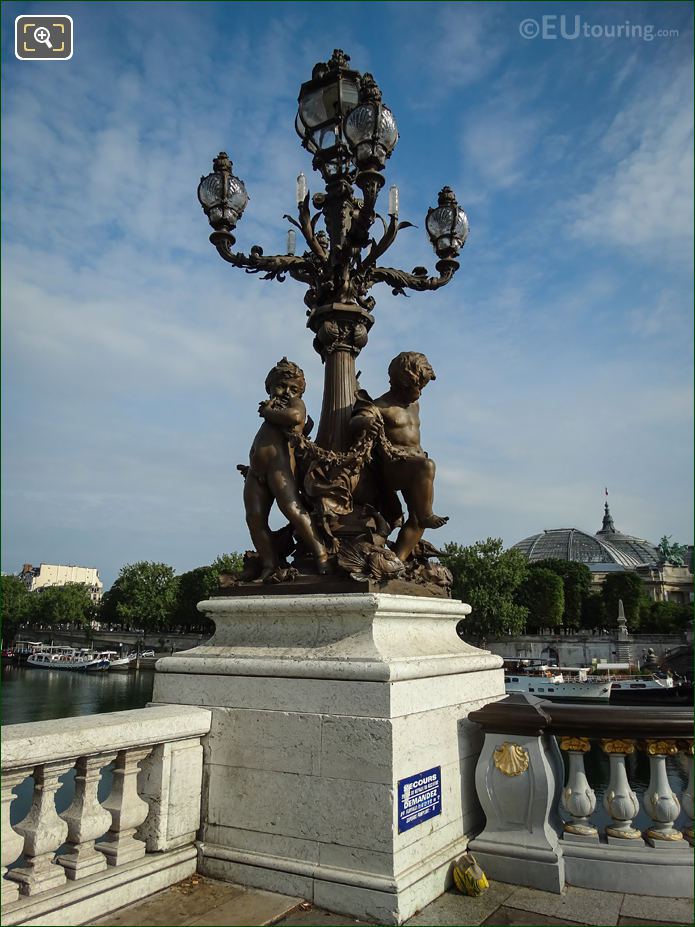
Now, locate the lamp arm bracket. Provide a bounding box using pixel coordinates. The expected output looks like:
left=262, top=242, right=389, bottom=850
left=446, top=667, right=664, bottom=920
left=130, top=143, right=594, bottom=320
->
left=366, top=258, right=459, bottom=297
left=210, top=231, right=316, bottom=284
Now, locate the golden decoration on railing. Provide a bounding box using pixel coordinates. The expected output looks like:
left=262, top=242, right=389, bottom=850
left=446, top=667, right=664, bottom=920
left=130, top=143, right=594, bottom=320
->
left=677, top=739, right=694, bottom=755
left=641, top=739, right=679, bottom=756
left=559, top=736, right=591, bottom=753
left=646, top=827, right=684, bottom=842
left=493, top=742, right=529, bottom=777
left=606, top=825, right=642, bottom=840
left=600, top=738, right=636, bottom=755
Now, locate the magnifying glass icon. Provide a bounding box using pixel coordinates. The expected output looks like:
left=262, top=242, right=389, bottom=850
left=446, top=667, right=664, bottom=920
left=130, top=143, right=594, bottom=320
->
left=33, top=26, right=53, bottom=49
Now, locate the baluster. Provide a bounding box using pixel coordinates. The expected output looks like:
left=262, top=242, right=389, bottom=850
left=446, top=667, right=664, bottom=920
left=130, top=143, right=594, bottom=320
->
left=559, top=736, right=598, bottom=840
left=58, top=753, right=116, bottom=879
left=97, top=747, right=152, bottom=866
left=1, top=768, right=31, bottom=905
left=600, top=739, right=641, bottom=842
left=7, top=761, right=74, bottom=895
left=677, top=739, right=693, bottom=846
left=641, top=739, right=683, bottom=846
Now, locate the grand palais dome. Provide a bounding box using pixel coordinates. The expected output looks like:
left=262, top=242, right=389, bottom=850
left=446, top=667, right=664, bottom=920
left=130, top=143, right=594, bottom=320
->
left=512, top=503, right=660, bottom=572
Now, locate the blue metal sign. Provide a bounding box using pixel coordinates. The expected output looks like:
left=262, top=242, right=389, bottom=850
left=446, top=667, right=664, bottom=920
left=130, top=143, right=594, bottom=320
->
left=397, top=766, right=442, bottom=833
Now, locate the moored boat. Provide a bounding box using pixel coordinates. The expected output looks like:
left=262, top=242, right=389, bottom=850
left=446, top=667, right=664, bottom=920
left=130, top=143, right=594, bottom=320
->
left=503, top=660, right=612, bottom=702
left=503, top=658, right=692, bottom=705
left=27, top=646, right=110, bottom=672
left=99, top=651, right=138, bottom=671
left=13, top=640, right=45, bottom=665
left=609, top=675, right=693, bottom=705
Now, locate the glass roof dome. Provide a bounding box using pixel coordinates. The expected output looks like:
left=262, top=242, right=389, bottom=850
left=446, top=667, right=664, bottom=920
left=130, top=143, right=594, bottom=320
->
left=512, top=503, right=659, bottom=570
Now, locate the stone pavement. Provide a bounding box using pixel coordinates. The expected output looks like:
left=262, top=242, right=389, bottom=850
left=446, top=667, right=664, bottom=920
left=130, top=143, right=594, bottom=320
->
left=92, top=875, right=693, bottom=927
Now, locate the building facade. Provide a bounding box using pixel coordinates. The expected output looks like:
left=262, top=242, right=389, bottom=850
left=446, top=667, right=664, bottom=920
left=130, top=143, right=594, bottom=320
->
left=19, top=563, right=104, bottom=603
left=512, top=502, right=693, bottom=604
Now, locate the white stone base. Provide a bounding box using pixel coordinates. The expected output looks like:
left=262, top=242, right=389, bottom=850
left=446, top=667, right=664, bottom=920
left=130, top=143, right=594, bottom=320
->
left=152, top=593, right=504, bottom=925
left=1, top=845, right=196, bottom=926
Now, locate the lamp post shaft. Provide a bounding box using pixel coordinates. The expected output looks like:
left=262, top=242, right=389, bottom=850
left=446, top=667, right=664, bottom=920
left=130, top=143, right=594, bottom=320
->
left=307, top=299, right=373, bottom=451
left=316, top=349, right=358, bottom=451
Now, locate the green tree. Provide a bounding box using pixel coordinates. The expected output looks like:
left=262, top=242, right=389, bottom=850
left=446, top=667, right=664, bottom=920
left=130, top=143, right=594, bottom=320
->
left=211, top=552, right=244, bottom=576
left=101, top=562, right=179, bottom=632
left=515, top=567, right=564, bottom=632
left=581, top=591, right=606, bottom=631
left=172, top=553, right=244, bottom=632
left=1, top=575, right=31, bottom=643
left=174, top=567, right=214, bottom=632
left=637, top=600, right=692, bottom=634
left=531, top=559, right=592, bottom=630
left=601, top=572, right=647, bottom=629
left=441, top=539, right=528, bottom=641
left=31, top=583, right=96, bottom=629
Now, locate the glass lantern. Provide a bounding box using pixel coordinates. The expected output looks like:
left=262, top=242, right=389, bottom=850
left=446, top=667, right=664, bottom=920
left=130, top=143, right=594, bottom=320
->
left=425, top=187, right=469, bottom=259
left=344, top=73, right=398, bottom=171
left=197, top=152, right=249, bottom=233
left=295, top=50, right=360, bottom=172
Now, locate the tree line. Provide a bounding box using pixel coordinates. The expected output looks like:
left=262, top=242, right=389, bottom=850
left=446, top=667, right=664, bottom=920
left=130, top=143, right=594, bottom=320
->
left=1, top=541, right=689, bottom=643
left=441, top=539, right=692, bottom=641
left=0, top=553, right=242, bottom=642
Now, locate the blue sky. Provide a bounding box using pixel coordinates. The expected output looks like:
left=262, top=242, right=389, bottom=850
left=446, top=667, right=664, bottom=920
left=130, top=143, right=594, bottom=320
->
left=2, top=1, right=693, bottom=588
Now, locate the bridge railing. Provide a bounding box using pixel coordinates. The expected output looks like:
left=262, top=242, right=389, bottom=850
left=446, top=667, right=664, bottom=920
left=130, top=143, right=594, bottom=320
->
left=1, top=704, right=211, bottom=926
left=468, top=694, right=693, bottom=897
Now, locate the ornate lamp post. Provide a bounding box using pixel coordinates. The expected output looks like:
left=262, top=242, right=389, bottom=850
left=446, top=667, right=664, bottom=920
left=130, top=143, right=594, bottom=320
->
left=198, top=49, right=468, bottom=453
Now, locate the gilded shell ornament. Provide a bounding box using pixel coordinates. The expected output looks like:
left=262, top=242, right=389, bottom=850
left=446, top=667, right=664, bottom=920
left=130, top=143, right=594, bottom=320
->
left=493, top=741, right=529, bottom=777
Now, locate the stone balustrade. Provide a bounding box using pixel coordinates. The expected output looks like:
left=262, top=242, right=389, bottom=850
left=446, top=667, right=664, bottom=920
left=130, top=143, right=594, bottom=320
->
left=468, top=694, right=693, bottom=897
left=1, top=704, right=211, bottom=926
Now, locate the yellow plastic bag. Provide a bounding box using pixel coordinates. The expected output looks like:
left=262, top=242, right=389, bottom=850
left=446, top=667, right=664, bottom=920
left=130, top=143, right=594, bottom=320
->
left=453, top=852, right=489, bottom=896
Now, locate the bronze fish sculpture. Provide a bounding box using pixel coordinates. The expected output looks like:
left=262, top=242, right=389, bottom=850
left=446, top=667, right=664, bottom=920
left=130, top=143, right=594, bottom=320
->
left=337, top=540, right=405, bottom=583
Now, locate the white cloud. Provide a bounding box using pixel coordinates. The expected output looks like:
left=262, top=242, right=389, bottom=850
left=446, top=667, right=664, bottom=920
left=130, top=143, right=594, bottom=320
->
left=571, top=64, right=694, bottom=262
left=462, top=108, right=544, bottom=190
left=397, top=2, right=509, bottom=99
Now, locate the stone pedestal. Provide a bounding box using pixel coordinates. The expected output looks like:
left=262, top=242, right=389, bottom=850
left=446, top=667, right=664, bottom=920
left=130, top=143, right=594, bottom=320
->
left=152, top=593, right=503, bottom=925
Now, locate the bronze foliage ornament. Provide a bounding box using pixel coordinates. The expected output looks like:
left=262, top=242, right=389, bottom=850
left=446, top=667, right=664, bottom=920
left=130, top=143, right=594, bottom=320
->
left=198, top=51, right=468, bottom=595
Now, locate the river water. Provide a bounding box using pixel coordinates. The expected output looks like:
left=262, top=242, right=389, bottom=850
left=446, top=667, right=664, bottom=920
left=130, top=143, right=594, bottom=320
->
left=2, top=664, right=155, bottom=725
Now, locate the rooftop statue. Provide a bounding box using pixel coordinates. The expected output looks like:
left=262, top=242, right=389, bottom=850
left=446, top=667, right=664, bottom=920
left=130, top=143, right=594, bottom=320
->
left=657, top=535, right=687, bottom=567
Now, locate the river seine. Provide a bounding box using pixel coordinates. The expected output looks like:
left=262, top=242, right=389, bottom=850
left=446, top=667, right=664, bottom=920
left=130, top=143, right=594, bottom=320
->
left=2, top=664, right=155, bottom=725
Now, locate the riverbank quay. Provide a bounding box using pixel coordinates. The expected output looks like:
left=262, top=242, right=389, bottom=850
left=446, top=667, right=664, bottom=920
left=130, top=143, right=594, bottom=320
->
left=90, top=875, right=694, bottom=926
left=11, top=626, right=209, bottom=656
left=484, top=629, right=691, bottom=671
left=12, top=626, right=692, bottom=669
